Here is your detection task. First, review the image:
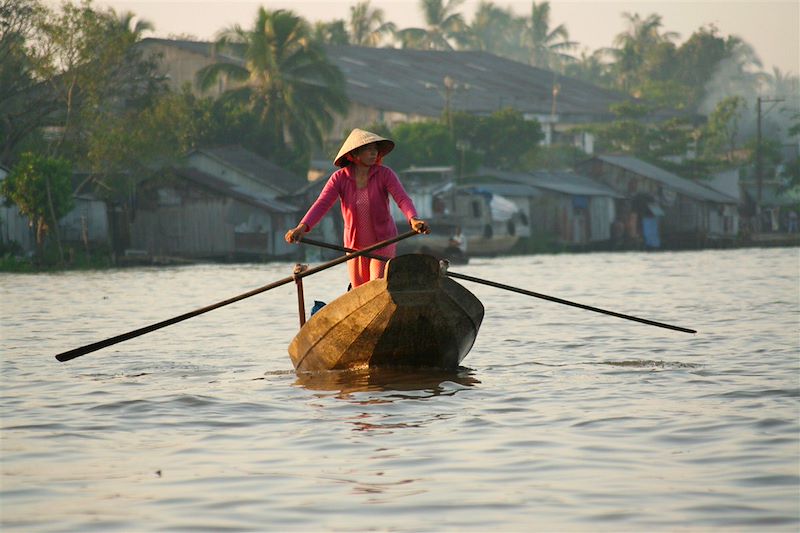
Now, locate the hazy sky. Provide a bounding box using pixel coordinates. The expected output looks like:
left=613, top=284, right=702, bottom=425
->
left=70, top=0, right=798, bottom=75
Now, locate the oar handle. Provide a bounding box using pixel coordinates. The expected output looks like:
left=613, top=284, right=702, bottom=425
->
left=55, top=230, right=419, bottom=362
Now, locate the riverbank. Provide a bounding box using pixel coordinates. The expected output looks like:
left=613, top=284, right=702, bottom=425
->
left=2, top=233, right=798, bottom=272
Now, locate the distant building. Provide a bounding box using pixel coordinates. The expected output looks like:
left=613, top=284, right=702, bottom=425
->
left=129, top=147, right=303, bottom=260
left=578, top=155, right=739, bottom=247
left=465, top=167, right=622, bottom=247
left=0, top=164, right=35, bottom=252
left=1, top=166, right=110, bottom=255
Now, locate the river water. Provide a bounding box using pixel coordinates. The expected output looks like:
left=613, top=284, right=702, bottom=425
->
left=1, top=247, right=798, bottom=531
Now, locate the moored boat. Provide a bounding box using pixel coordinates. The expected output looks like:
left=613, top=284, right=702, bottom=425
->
left=288, top=254, right=484, bottom=372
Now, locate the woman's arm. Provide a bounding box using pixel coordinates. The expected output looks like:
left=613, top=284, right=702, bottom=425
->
left=285, top=173, right=342, bottom=243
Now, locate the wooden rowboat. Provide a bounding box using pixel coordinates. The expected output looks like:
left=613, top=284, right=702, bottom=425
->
left=288, top=254, right=484, bottom=372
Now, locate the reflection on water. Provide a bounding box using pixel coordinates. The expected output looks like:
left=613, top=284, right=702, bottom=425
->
left=293, top=366, right=481, bottom=397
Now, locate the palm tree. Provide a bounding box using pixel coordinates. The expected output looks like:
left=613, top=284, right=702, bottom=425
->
left=195, top=8, right=348, bottom=155
left=462, top=1, right=517, bottom=55
left=111, top=10, right=154, bottom=42
left=763, top=67, right=799, bottom=99
left=397, top=0, right=466, bottom=50
left=611, top=12, right=678, bottom=91
left=564, top=47, right=613, bottom=87
left=349, top=1, right=395, bottom=47
left=524, top=1, right=576, bottom=70
left=312, top=20, right=349, bottom=45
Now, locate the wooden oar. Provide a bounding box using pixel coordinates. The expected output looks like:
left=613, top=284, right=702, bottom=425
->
left=297, top=237, right=697, bottom=335
left=54, top=230, right=419, bottom=362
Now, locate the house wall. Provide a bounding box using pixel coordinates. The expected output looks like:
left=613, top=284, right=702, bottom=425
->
left=529, top=193, right=614, bottom=245
left=0, top=204, right=35, bottom=252
left=140, top=42, right=225, bottom=96
left=131, top=181, right=294, bottom=258
left=589, top=197, right=615, bottom=242
left=59, top=197, right=109, bottom=244
left=582, top=159, right=733, bottom=240
left=495, top=196, right=532, bottom=238
left=131, top=200, right=233, bottom=256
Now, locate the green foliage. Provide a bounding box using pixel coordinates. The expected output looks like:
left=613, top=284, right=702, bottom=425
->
left=452, top=108, right=544, bottom=170
left=34, top=0, right=163, bottom=159
left=588, top=101, right=695, bottom=161
left=396, top=0, right=466, bottom=50
left=2, top=153, right=73, bottom=246
left=0, top=0, right=54, bottom=161
left=312, top=20, right=349, bottom=45
left=83, top=88, right=207, bottom=201
left=700, top=96, right=746, bottom=162
left=386, top=122, right=456, bottom=170
left=632, top=79, right=694, bottom=110
left=196, top=8, right=348, bottom=162
left=382, top=109, right=543, bottom=173
left=521, top=143, right=585, bottom=170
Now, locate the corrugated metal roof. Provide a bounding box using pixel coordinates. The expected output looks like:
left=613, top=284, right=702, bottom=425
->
left=470, top=167, right=620, bottom=198
left=530, top=170, right=624, bottom=197
left=597, top=155, right=738, bottom=203
left=177, top=168, right=298, bottom=213
left=193, top=146, right=306, bottom=196
left=324, top=45, right=626, bottom=119
left=140, top=39, right=627, bottom=121
left=460, top=182, right=541, bottom=197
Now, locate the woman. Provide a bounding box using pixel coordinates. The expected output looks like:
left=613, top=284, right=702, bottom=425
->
left=285, top=128, right=429, bottom=288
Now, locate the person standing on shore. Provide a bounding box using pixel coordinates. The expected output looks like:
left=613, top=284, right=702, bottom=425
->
left=285, top=128, right=429, bottom=289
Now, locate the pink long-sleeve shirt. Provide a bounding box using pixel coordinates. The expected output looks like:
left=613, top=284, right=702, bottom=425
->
left=300, top=164, right=418, bottom=251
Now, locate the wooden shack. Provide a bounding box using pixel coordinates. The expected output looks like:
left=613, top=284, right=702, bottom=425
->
left=579, top=155, right=739, bottom=247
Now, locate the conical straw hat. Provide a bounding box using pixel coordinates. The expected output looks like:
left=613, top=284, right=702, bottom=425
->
left=334, top=128, right=394, bottom=167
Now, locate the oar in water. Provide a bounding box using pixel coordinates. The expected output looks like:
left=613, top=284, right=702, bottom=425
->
left=297, top=237, right=697, bottom=335
left=54, top=231, right=419, bottom=363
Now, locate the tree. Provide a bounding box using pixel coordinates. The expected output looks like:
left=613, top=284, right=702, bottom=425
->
left=610, top=13, right=678, bottom=92
left=397, top=0, right=466, bottom=50
left=700, top=95, right=746, bottom=162
left=2, top=152, right=73, bottom=262
left=461, top=2, right=518, bottom=56
left=523, top=1, right=576, bottom=70
left=454, top=108, right=544, bottom=170
left=386, top=121, right=456, bottom=170
left=0, top=0, right=57, bottom=162
left=196, top=8, right=348, bottom=167
left=32, top=1, right=162, bottom=158
left=312, top=19, right=349, bottom=45
left=564, top=48, right=613, bottom=87
left=349, top=1, right=395, bottom=47
left=590, top=101, right=655, bottom=156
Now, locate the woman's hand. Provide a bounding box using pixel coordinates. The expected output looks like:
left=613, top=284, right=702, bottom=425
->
left=410, top=217, right=430, bottom=234
left=285, top=223, right=308, bottom=243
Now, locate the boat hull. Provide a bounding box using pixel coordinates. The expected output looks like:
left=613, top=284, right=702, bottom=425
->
left=288, top=254, right=484, bottom=372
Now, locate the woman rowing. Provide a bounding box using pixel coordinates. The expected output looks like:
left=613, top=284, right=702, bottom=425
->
left=285, top=128, right=429, bottom=289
